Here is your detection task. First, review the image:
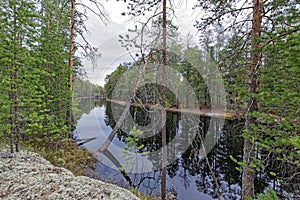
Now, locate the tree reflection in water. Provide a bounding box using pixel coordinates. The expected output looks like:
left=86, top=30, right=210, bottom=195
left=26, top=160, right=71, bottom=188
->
left=74, top=99, right=299, bottom=200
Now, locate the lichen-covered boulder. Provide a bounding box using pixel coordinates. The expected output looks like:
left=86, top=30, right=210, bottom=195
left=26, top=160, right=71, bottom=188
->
left=0, top=149, right=139, bottom=200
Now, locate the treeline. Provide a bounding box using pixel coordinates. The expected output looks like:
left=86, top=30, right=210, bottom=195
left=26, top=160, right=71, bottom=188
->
left=73, top=79, right=104, bottom=98
left=104, top=48, right=212, bottom=109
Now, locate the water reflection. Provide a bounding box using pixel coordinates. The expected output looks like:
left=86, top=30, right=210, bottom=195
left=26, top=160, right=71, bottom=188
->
left=73, top=98, right=298, bottom=200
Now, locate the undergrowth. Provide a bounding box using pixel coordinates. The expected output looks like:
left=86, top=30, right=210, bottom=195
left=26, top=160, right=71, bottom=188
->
left=24, top=139, right=96, bottom=176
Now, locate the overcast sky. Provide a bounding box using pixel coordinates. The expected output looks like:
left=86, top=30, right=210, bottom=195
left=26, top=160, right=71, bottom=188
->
left=79, top=0, right=200, bottom=86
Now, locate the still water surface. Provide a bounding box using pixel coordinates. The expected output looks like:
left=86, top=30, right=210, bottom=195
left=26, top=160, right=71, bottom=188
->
left=73, top=99, right=294, bottom=200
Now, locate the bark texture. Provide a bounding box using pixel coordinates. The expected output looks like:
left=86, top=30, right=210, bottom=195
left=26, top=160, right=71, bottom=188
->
left=67, top=0, right=76, bottom=133
left=242, top=0, right=263, bottom=199
left=69, top=0, right=75, bottom=92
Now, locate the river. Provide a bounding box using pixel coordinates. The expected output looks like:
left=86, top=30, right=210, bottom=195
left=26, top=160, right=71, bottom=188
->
left=73, top=98, right=296, bottom=200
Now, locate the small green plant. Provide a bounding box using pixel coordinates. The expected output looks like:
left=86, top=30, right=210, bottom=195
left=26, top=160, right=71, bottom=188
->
left=257, top=189, right=278, bottom=200
left=121, top=126, right=149, bottom=172
left=246, top=189, right=278, bottom=200
left=130, top=188, right=139, bottom=195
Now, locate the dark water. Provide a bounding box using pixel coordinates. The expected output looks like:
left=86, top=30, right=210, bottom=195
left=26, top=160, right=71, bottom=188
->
left=73, top=99, right=298, bottom=200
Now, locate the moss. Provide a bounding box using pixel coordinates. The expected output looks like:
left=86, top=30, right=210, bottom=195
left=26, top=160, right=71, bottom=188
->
left=23, top=139, right=96, bottom=176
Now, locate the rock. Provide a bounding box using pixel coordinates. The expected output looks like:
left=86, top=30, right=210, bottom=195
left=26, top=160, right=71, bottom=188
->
left=0, top=149, right=139, bottom=200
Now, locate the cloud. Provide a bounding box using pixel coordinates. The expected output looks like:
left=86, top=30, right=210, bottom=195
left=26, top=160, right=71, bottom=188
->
left=79, top=0, right=200, bottom=86
left=79, top=6, right=133, bottom=86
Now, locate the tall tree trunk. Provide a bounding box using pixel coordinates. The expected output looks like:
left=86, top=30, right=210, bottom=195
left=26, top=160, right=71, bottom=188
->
left=161, top=0, right=167, bottom=199
left=10, top=4, right=21, bottom=153
left=67, top=0, right=75, bottom=133
left=69, top=0, right=75, bottom=92
left=44, top=15, right=52, bottom=147
left=242, top=0, right=263, bottom=199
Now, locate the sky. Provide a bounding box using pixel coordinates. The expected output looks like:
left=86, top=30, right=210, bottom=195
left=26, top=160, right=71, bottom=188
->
left=79, top=0, right=200, bottom=86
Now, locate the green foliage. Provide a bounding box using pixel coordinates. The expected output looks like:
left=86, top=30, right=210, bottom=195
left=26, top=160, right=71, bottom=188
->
left=122, top=126, right=149, bottom=168
left=246, top=189, right=278, bottom=200
left=257, top=189, right=278, bottom=200
left=229, top=155, right=244, bottom=172
left=0, top=0, right=44, bottom=151
left=104, top=45, right=211, bottom=109
left=0, top=0, right=84, bottom=150
left=120, top=126, right=150, bottom=173
left=194, top=0, right=300, bottom=198
left=127, top=126, right=144, bottom=150
left=252, top=32, right=300, bottom=166
left=104, top=64, right=129, bottom=98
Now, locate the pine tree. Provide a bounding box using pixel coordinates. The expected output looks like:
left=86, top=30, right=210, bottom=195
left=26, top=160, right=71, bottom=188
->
left=0, top=0, right=41, bottom=152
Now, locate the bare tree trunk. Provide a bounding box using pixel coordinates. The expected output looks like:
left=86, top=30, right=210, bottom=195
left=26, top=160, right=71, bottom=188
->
left=242, top=0, right=263, bottom=199
left=161, top=0, right=167, bottom=199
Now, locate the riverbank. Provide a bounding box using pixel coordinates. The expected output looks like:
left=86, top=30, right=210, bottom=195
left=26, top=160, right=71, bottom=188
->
left=0, top=149, right=139, bottom=200
left=107, top=99, right=241, bottom=119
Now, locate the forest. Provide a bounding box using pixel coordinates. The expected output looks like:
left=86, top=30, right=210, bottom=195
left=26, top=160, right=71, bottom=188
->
left=0, top=0, right=299, bottom=200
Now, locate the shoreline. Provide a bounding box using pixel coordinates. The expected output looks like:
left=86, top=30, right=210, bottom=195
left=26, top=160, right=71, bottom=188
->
left=106, top=99, right=242, bottom=119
